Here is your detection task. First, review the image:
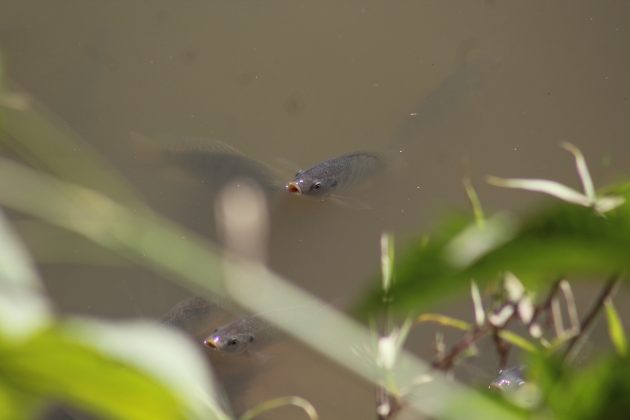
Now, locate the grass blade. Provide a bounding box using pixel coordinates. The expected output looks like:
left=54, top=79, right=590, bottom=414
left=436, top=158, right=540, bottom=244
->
left=604, top=298, right=627, bottom=356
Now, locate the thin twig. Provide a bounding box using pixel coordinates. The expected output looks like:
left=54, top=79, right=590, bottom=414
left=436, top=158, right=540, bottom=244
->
left=530, top=278, right=562, bottom=325
left=432, top=326, right=489, bottom=371
left=563, top=274, right=621, bottom=362
left=492, top=327, right=510, bottom=369
left=376, top=387, right=402, bottom=420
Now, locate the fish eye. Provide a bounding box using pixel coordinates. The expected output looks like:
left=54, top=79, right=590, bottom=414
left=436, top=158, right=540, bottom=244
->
left=312, top=182, right=321, bottom=191
left=227, top=338, right=238, bottom=346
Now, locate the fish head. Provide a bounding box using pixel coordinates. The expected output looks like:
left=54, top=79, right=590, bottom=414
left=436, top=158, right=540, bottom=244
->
left=286, top=170, right=337, bottom=197
left=204, top=329, right=255, bottom=353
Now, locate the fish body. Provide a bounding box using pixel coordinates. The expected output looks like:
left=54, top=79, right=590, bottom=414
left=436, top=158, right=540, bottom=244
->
left=489, top=366, right=526, bottom=392
left=161, top=147, right=280, bottom=192
left=131, top=132, right=280, bottom=191
left=286, top=152, right=385, bottom=198
left=204, top=316, right=266, bottom=353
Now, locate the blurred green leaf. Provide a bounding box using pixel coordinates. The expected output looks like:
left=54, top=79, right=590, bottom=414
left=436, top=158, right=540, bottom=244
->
left=604, top=299, right=627, bottom=356
left=0, top=210, right=51, bottom=341
left=359, top=185, right=630, bottom=315
left=13, top=220, right=129, bottom=266
left=531, top=353, right=630, bottom=419
left=0, top=180, right=227, bottom=419
left=0, top=325, right=193, bottom=420
left=0, top=291, right=51, bottom=343
left=0, top=380, right=42, bottom=420
left=0, top=94, right=146, bottom=210
left=0, top=211, right=42, bottom=291
left=0, top=157, right=229, bottom=302
left=67, top=319, right=230, bottom=419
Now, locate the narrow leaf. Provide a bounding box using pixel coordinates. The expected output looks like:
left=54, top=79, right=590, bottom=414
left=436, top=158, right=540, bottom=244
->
left=470, top=280, right=485, bottom=327
left=417, top=314, right=472, bottom=331
left=239, top=396, right=318, bottom=420
left=463, top=177, right=485, bottom=228
left=562, top=142, right=595, bottom=201
left=604, top=298, right=627, bottom=355
left=496, top=330, right=538, bottom=353
left=0, top=210, right=42, bottom=291
left=487, top=176, right=591, bottom=207
left=380, top=232, right=395, bottom=293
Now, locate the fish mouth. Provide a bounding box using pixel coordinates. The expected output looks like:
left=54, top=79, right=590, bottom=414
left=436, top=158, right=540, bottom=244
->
left=286, top=181, right=302, bottom=194
left=203, top=338, right=217, bottom=349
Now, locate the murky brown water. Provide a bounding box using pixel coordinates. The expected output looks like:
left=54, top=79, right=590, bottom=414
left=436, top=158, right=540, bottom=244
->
left=2, top=1, right=630, bottom=418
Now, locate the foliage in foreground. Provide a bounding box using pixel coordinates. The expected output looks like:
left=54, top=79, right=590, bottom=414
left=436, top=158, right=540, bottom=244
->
left=359, top=183, right=630, bottom=314
left=0, top=211, right=229, bottom=420
left=359, top=145, right=630, bottom=418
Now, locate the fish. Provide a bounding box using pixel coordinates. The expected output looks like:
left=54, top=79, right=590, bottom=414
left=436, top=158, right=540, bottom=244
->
left=489, top=366, right=526, bottom=392
left=203, top=316, right=267, bottom=354
left=161, top=146, right=280, bottom=192
left=285, top=151, right=386, bottom=198
left=286, top=44, right=492, bottom=200
left=130, top=132, right=281, bottom=192
left=203, top=302, right=320, bottom=354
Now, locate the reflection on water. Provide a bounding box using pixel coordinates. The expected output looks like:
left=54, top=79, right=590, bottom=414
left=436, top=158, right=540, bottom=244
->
left=2, top=1, right=630, bottom=418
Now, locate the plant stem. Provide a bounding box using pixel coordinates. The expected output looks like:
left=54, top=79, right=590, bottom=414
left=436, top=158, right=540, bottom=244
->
left=563, top=273, right=621, bottom=363
left=432, top=326, right=488, bottom=371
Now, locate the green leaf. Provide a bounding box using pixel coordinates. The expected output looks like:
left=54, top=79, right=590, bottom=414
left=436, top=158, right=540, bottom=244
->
left=0, top=380, right=42, bottom=420
left=0, top=210, right=42, bottom=291
left=0, top=95, right=146, bottom=210
left=531, top=353, right=630, bottom=419
left=65, top=319, right=230, bottom=419
left=605, top=299, right=627, bottom=356
left=358, top=185, right=630, bottom=315
left=1, top=327, right=184, bottom=420
left=0, top=210, right=51, bottom=341
left=0, top=324, right=228, bottom=420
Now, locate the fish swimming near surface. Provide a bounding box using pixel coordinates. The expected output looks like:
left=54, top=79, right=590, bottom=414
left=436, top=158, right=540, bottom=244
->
left=203, top=316, right=268, bottom=354
left=203, top=302, right=323, bottom=354
left=286, top=43, right=491, bottom=200
left=160, top=297, right=266, bottom=354
left=489, top=366, right=526, bottom=392
left=133, top=42, right=492, bottom=203
left=286, top=151, right=386, bottom=198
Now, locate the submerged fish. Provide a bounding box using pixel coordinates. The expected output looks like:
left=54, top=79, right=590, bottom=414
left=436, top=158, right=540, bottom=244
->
left=131, top=132, right=281, bottom=192
left=489, top=366, right=526, bottom=392
left=203, top=316, right=267, bottom=354
left=286, top=151, right=385, bottom=198
left=162, top=147, right=280, bottom=191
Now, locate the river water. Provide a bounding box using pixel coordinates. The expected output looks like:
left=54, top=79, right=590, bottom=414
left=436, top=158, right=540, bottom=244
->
left=2, top=1, right=630, bottom=418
